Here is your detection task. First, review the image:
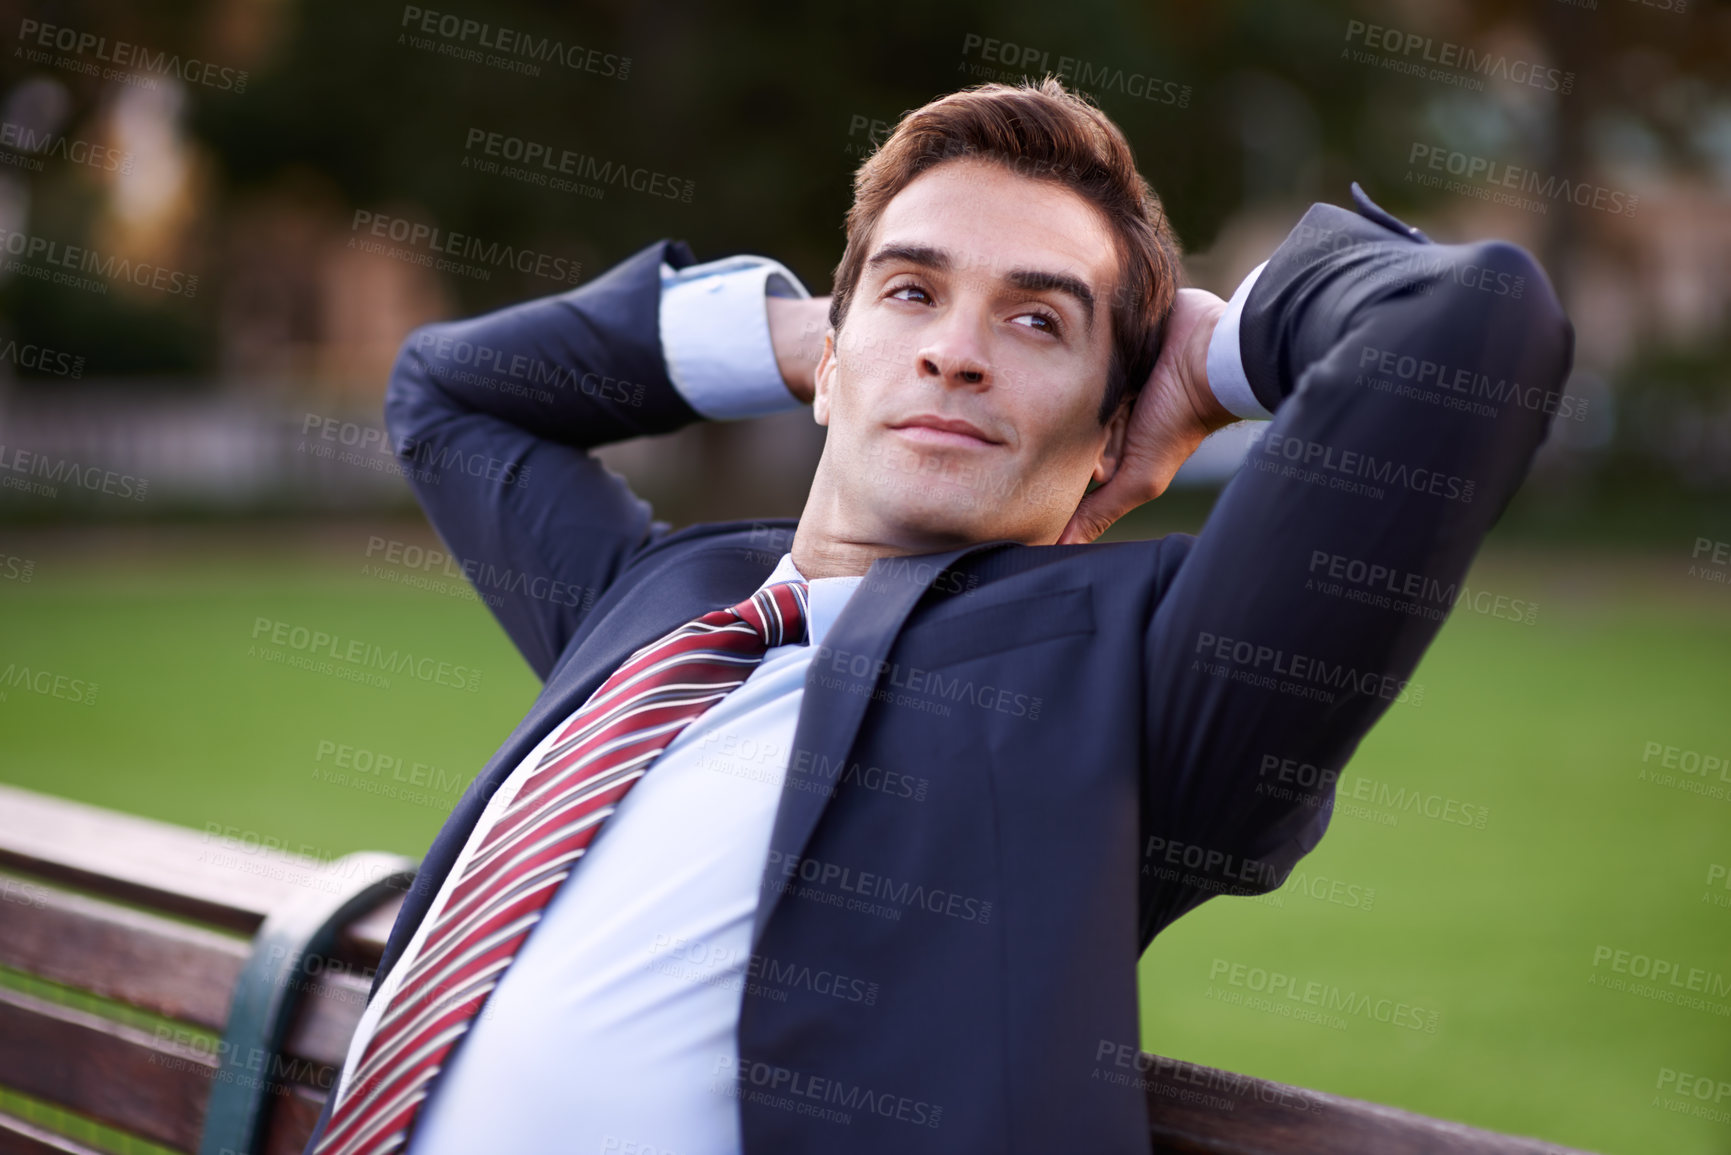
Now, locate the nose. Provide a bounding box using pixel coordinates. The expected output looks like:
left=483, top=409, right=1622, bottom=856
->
left=916, top=308, right=991, bottom=388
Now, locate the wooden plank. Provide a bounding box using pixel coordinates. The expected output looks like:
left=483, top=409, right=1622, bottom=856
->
left=0, top=785, right=329, bottom=934
left=281, top=971, right=371, bottom=1070
left=0, top=873, right=248, bottom=1030
left=0, top=1112, right=108, bottom=1155
left=261, top=1083, right=327, bottom=1155
left=340, top=894, right=401, bottom=964
left=1140, top=1052, right=1602, bottom=1155
left=0, top=986, right=212, bottom=1152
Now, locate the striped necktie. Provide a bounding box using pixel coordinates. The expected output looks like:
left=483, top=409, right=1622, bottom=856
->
left=316, top=579, right=811, bottom=1155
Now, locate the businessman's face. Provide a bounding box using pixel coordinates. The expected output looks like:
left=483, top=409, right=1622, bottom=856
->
left=811, top=156, right=1129, bottom=549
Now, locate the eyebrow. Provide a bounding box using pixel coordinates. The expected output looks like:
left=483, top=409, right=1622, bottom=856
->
left=866, top=243, right=1096, bottom=333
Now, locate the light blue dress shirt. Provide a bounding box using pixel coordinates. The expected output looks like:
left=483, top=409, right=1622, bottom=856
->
left=331, top=251, right=1266, bottom=1155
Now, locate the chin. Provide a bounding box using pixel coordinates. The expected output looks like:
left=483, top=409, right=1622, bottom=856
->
left=875, top=488, right=1013, bottom=547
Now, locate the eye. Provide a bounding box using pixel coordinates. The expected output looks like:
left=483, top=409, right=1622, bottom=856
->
left=885, top=280, right=932, bottom=304
left=1010, top=308, right=1063, bottom=337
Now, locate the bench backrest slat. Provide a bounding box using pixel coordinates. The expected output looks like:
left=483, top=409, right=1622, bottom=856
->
left=260, top=1085, right=326, bottom=1155
left=0, top=871, right=249, bottom=1031
left=0, top=785, right=324, bottom=934
left=0, top=986, right=214, bottom=1152
left=0, top=1112, right=109, bottom=1155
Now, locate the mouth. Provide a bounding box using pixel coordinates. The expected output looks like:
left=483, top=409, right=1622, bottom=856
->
left=887, top=414, right=1003, bottom=448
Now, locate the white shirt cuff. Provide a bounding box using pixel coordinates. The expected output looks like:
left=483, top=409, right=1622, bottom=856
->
left=659, top=255, right=810, bottom=420
left=1204, top=259, right=1273, bottom=421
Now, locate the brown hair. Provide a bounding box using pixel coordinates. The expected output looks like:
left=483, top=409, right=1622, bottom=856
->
left=829, top=77, right=1184, bottom=424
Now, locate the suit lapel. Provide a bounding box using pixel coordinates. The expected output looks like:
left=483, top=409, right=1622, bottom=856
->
left=750, top=538, right=1013, bottom=948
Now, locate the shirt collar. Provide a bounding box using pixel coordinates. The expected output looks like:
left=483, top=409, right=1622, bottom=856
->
left=758, top=552, right=863, bottom=649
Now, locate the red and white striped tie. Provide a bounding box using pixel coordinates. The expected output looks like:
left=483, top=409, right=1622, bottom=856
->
left=316, top=579, right=811, bottom=1155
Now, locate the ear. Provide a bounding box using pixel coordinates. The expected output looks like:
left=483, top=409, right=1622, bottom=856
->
left=1091, top=395, right=1132, bottom=485
left=812, top=332, right=838, bottom=426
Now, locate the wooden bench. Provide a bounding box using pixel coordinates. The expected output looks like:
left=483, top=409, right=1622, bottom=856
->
left=0, top=784, right=1599, bottom=1155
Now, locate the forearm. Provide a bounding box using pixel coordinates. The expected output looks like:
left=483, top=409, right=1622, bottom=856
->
left=766, top=294, right=832, bottom=406
left=387, top=240, right=699, bottom=456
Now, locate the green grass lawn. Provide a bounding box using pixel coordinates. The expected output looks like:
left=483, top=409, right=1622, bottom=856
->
left=2, top=524, right=1728, bottom=1154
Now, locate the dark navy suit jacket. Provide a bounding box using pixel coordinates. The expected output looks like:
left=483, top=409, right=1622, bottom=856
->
left=306, top=187, right=1572, bottom=1154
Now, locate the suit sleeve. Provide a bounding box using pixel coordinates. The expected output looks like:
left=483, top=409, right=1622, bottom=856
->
left=1137, top=201, right=1575, bottom=945
left=384, top=238, right=706, bottom=681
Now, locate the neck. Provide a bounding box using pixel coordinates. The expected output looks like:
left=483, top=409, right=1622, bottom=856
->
left=788, top=474, right=980, bottom=580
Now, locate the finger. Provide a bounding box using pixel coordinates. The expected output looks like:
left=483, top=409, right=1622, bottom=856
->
left=1060, top=443, right=1190, bottom=543
left=1057, top=478, right=1137, bottom=545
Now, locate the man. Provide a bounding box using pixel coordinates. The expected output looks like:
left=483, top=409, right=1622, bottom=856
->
left=308, top=78, right=1572, bottom=1154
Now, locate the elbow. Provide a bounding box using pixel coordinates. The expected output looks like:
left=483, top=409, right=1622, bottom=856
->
left=1454, top=240, right=1575, bottom=390
left=383, top=323, right=444, bottom=458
